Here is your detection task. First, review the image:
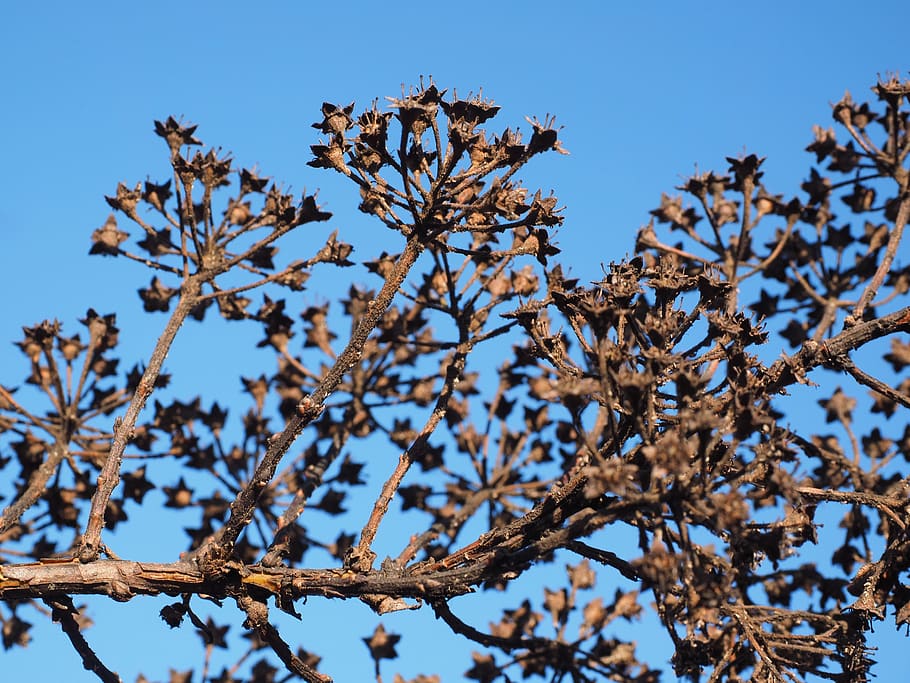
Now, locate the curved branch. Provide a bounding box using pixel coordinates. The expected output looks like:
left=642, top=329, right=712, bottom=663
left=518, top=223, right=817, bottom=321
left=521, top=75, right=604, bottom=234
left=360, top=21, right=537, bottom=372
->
left=44, top=595, right=121, bottom=683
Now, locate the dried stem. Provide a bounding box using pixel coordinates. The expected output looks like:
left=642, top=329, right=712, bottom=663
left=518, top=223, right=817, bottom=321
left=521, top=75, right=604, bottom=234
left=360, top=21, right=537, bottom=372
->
left=236, top=593, right=331, bottom=683
left=44, top=595, right=121, bottom=683
left=350, top=348, right=468, bottom=571
left=0, top=438, right=69, bottom=534
left=199, top=236, right=424, bottom=564
left=79, top=280, right=202, bottom=561
left=850, top=192, right=909, bottom=323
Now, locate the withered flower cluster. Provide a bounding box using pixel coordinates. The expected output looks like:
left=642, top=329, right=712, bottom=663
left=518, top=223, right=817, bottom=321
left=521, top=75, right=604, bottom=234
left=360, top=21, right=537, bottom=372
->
left=1, top=78, right=910, bottom=683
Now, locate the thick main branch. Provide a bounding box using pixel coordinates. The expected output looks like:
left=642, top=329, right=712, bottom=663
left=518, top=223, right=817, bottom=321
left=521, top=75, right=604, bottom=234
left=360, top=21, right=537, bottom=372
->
left=0, top=559, right=479, bottom=603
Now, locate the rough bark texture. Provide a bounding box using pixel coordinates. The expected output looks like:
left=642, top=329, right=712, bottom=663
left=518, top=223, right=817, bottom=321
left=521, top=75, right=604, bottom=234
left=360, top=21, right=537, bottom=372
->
left=3, top=78, right=910, bottom=683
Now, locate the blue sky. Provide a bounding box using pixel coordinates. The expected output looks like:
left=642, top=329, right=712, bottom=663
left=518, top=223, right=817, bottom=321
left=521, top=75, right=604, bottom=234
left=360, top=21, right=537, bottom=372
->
left=1, top=1, right=909, bottom=681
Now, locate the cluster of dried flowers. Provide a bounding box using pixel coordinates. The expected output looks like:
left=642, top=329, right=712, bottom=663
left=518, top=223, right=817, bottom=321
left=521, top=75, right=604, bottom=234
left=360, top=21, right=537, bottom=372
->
left=1, top=77, right=909, bottom=683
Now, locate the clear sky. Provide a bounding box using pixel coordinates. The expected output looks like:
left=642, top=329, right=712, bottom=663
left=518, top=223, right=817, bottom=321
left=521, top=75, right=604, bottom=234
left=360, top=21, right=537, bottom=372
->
left=1, top=1, right=908, bottom=681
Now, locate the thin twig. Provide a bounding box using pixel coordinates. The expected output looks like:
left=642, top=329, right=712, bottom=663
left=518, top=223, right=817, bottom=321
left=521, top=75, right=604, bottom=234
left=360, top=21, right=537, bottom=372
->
left=727, top=604, right=798, bottom=683
left=839, top=355, right=910, bottom=410
left=260, top=434, right=344, bottom=568
left=236, top=593, right=331, bottom=683
left=44, top=595, right=121, bottom=683
left=199, top=236, right=424, bottom=563
left=743, top=219, right=795, bottom=279
left=796, top=486, right=906, bottom=530
left=764, top=305, right=910, bottom=396
left=80, top=281, right=202, bottom=562
left=0, top=439, right=69, bottom=534
left=565, top=540, right=640, bottom=581
left=0, top=383, right=50, bottom=429
left=350, top=347, right=468, bottom=571
left=851, top=193, right=909, bottom=323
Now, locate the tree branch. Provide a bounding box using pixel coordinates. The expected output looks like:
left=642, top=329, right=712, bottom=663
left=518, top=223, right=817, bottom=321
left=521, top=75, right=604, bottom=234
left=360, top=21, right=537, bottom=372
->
left=80, top=281, right=203, bottom=562
left=44, top=595, right=121, bottom=683
left=236, top=593, right=331, bottom=683
left=349, top=347, right=468, bottom=571
left=850, top=192, right=909, bottom=324
left=764, top=305, right=910, bottom=395
left=198, top=236, right=424, bottom=565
